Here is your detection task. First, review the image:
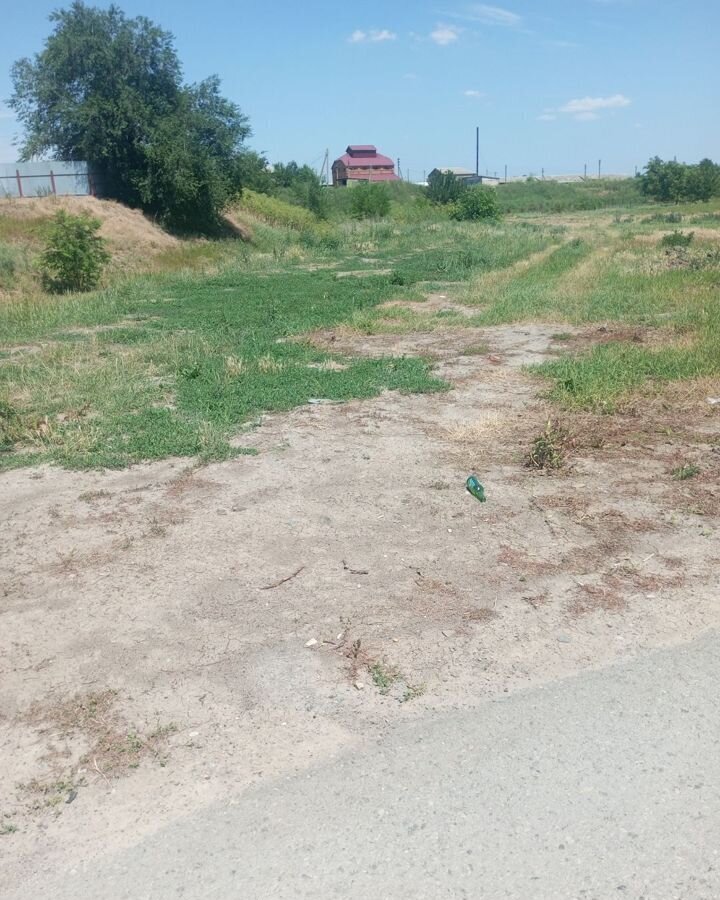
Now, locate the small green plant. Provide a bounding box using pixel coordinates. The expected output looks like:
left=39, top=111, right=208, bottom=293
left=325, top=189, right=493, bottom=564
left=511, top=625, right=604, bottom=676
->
left=660, top=230, right=694, bottom=248
left=401, top=683, right=426, bottom=703
left=350, top=183, right=391, bottom=219
left=451, top=186, right=501, bottom=221
left=672, top=463, right=700, bottom=480
left=39, top=211, right=110, bottom=293
left=1, top=822, right=18, bottom=835
left=526, top=419, right=573, bottom=470
left=369, top=661, right=399, bottom=694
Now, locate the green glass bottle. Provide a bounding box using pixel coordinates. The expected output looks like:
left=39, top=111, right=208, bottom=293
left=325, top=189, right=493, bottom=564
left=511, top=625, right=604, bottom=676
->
left=466, top=475, right=486, bottom=502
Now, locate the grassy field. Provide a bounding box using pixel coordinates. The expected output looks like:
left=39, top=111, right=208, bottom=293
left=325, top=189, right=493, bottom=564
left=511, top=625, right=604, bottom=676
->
left=1, top=193, right=719, bottom=470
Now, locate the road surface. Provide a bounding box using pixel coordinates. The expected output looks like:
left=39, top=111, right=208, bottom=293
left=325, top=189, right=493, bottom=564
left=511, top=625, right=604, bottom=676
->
left=10, top=631, right=720, bottom=900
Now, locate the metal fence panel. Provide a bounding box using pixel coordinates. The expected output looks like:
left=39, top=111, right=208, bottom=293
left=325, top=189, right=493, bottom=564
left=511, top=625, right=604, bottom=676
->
left=0, top=161, right=92, bottom=198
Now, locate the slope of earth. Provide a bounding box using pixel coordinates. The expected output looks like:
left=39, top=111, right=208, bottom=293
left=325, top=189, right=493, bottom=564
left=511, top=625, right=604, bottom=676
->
left=0, top=195, right=179, bottom=265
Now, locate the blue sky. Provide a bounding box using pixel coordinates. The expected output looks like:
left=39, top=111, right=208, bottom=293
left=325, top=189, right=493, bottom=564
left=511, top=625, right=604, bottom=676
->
left=1, top=0, right=718, bottom=178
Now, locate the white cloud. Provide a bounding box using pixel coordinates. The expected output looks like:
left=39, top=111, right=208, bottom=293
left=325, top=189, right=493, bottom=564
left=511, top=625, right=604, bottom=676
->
left=464, top=89, right=485, bottom=97
left=430, top=24, right=462, bottom=45
left=559, top=93, right=631, bottom=113
left=537, top=113, right=557, bottom=121
left=574, top=111, right=599, bottom=121
left=348, top=28, right=397, bottom=43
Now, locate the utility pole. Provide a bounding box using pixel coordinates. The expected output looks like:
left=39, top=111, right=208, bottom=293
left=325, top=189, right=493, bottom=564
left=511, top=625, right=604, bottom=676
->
left=320, top=149, right=330, bottom=186
left=475, top=126, right=479, bottom=176
left=397, top=158, right=402, bottom=179
left=504, top=164, right=507, bottom=183
left=598, top=159, right=602, bottom=179
left=541, top=167, right=545, bottom=180
left=584, top=163, right=587, bottom=180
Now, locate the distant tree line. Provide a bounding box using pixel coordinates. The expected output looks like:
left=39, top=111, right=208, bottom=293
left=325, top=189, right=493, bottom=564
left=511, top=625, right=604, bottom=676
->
left=638, top=157, right=720, bottom=203
left=10, top=2, right=267, bottom=232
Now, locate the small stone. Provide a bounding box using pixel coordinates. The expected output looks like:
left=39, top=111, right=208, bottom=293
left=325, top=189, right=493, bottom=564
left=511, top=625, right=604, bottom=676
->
left=556, top=632, right=572, bottom=644
left=442, top=630, right=451, bottom=638
left=354, top=681, right=365, bottom=690
left=305, top=639, right=318, bottom=648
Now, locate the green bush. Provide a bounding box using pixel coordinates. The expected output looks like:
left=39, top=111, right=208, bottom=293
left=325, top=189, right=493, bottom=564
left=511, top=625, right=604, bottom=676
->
left=427, top=171, right=465, bottom=205
left=350, top=183, right=391, bottom=219
left=660, top=230, right=694, bottom=247
left=39, top=211, right=110, bottom=293
left=451, top=186, right=501, bottom=221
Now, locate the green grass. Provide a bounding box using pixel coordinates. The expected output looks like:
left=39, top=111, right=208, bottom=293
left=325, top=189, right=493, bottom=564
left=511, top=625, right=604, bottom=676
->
left=0, top=253, right=454, bottom=469
left=2, top=201, right=719, bottom=468
left=2, top=217, right=550, bottom=470
left=465, top=238, right=591, bottom=320
left=498, top=178, right=643, bottom=214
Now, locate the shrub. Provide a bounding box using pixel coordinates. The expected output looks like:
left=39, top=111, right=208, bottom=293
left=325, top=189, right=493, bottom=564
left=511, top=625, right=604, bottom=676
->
left=427, top=171, right=465, bottom=205
left=39, top=211, right=110, bottom=293
left=350, top=183, right=391, bottom=219
left=661, top=230, right=694, bottom=247
left=451, top=186, right=501, bottom=221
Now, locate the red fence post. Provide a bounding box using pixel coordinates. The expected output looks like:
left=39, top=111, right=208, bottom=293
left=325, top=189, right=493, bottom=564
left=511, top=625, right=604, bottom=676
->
left=16, top=169, right=23, bottom=198
left=50, top=170, right=57, bottom=195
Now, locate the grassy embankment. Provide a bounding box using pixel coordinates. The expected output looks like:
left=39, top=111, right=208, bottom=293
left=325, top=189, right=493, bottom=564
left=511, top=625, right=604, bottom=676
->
left=0, top=194, right=554, bottom=470
left=1, top=184, right=719, bottom=470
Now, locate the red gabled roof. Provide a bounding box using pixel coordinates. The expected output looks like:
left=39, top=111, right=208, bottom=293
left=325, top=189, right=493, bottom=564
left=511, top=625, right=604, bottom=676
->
left=336, top=152, right=395, bottom=169
left=347, top=144, right=376, bottom=154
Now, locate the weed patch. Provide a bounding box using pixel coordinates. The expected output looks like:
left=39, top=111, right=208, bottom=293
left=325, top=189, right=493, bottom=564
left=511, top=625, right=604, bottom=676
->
left=526, top=419, right=574, bottom=470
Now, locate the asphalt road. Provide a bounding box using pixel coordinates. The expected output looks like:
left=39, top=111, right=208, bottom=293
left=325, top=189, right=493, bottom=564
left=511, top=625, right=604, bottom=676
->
left=11, top=631, right=720, bottom=900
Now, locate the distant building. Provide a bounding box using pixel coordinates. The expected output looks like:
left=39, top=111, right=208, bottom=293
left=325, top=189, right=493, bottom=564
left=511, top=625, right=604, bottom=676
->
left=428, top=168, right=500, bottom=187
left=332, top=145, right=400, bottom=186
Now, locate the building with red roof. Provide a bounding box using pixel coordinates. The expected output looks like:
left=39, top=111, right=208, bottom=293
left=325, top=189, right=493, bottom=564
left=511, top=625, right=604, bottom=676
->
left=332, top=145, right=400, bottom=186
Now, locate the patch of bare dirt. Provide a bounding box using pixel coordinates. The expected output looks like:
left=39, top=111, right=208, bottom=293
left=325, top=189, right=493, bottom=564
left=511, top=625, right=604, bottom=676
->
left=1, top=317, right=718, bottom=888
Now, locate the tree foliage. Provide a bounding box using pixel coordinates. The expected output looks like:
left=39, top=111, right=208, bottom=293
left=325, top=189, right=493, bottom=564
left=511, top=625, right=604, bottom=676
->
left=427, top=171, right=466, bottom=205
left=10, top=2, right=261, bottom=231
left=270, top=161, right=327, bottom=219
left=638, top=156, right=720, bottom=203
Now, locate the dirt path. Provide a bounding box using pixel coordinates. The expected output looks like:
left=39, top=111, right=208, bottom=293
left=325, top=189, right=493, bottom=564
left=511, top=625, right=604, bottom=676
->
left=1, top=319, right=718, bottom=882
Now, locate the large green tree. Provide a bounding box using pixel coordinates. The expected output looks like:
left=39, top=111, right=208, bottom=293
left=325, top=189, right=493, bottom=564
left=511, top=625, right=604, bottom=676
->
left=639, top=156, right=720, bottom=204
left=9, top=2, right=259, bottom=230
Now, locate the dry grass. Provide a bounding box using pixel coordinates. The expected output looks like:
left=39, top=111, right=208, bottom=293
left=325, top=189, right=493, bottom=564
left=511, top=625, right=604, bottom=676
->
left=497, top=544, right=561, bottom=576
left=568, top=583, right=627, bottom=617
left=442, top=413, right=509, bottom=447
left=1, top=196, right=178, bottom=257
left=19, top=690, right=176, bottom=809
